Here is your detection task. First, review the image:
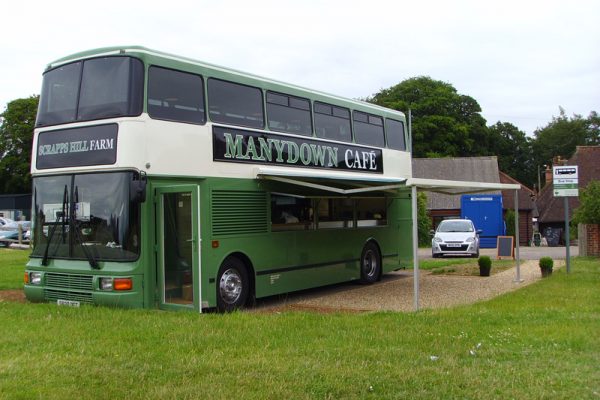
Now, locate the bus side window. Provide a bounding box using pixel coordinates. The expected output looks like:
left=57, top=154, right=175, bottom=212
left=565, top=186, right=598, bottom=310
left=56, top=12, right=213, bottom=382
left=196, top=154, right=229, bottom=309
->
left=266, top=91, right=312, bottom=136
left=385, top=118, right=406, bottom=151
left=271, top=195, right=313, bottom=231
left=207, top=78, right=264, bottom=129
left=147, top=66, right=205, bottom=124
left=314, top=102, right=352, bottom=143
left=354, top=111, right=385, bottom=147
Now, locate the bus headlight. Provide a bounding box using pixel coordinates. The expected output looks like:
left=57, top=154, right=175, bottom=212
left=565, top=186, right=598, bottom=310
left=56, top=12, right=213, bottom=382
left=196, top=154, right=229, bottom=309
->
left=100, top=277, right=114, bottom=291
left=99, top=277, right=132, bottom=291
left=30, top=272, right=42, bottom=285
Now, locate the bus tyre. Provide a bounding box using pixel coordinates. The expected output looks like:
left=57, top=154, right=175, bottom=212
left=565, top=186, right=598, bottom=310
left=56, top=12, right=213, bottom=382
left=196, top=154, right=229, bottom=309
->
left=359, top=242, right=381, bottom=284
left=216, top=257, right=249, bottom=312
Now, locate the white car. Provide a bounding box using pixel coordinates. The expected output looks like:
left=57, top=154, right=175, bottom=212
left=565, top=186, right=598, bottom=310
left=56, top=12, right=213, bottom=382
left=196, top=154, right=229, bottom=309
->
left=0, top=217, right=19, bottom=230
left=431, top=219, right=481, bottom=258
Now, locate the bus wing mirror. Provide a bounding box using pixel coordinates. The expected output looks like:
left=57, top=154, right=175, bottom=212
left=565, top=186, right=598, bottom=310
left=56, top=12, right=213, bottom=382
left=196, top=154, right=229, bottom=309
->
left=130, top=172, right=147, bottom=203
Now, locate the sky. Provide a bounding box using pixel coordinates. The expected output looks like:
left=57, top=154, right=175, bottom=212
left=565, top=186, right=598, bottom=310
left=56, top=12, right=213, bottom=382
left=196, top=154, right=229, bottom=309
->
left=1, top=0, right=599, bottom=135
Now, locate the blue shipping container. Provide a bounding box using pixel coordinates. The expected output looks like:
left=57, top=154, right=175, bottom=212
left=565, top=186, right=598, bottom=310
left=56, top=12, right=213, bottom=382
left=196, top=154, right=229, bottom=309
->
left=461, top=194, right=505, bottom=248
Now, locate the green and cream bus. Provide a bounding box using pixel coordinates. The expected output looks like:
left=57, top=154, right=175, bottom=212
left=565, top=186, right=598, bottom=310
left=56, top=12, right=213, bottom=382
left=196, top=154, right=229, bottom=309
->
left=24, top=46, right=414, bottom=312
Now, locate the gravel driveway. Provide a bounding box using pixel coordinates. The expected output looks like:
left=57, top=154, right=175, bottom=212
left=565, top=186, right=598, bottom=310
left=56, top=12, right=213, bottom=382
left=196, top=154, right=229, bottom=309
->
left=256, top=259, right=563, bottom=313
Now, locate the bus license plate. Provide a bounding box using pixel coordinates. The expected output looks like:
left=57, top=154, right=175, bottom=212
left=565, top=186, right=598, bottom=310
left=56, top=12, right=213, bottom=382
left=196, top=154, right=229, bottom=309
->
left=57, top=299, right=80, bottom=307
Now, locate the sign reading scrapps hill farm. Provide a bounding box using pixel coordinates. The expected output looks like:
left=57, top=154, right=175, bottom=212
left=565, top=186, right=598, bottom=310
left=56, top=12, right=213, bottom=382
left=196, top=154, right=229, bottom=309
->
left=212, top=126, right=383, bottom=173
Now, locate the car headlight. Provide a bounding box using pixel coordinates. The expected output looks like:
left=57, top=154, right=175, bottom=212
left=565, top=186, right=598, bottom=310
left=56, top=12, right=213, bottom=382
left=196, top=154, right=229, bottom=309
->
left=466, top=237, right=475, bottom=243
left=29, top=272, right=42, bottom=285
left=433, top=236, right=443, bottom=243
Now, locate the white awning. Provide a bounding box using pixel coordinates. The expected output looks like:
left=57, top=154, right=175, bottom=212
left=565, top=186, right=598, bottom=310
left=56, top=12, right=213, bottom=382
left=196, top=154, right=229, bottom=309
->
left=406, top=177, right=520, bottom=194
left=255, top=166, right=407, bottom=195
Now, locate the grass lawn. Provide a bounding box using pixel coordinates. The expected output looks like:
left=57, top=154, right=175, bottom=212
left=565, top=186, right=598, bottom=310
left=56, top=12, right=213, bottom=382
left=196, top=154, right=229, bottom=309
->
left=0, top=248, right=29, bottom=290
left=423, top=258, right=516, bottom=275
left=0, top=253, right=598, bottom=399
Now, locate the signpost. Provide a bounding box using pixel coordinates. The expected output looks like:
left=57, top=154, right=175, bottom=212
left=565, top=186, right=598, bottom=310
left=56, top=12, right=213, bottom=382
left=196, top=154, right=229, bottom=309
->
left=553, top=166, right=578, bottom=273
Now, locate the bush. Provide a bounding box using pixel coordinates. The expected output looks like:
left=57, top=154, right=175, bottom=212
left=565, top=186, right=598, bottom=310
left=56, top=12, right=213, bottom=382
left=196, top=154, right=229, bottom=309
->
left=573, top=180, right=600, bottom=225
left=478, top=255, right=492, bottom=269
left=539, top=257, right=553, bottom=270
left=478, top=255, right=492, bottom=276
left=505, top=209, right=516, bottom=238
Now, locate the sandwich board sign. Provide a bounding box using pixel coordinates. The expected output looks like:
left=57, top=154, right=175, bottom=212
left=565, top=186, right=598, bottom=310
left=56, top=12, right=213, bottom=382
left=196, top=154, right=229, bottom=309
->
left=553, top=166, right=578, bottom=197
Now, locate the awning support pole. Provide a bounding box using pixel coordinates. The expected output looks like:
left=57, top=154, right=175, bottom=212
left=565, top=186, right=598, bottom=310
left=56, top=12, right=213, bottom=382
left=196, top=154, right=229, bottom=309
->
left=514, top=189, right=523, bottom=282
left=412, top=185, right=420, bottom=311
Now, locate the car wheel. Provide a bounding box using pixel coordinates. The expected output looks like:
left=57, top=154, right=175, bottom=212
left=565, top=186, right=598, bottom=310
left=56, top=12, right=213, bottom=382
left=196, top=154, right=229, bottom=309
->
left=216, top=256, right=250, bottom=312
left=359, top=242, right=381, bottom=284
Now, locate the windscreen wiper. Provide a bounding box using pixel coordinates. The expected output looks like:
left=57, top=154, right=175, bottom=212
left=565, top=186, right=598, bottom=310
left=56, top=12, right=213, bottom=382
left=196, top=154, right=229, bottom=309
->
left=71, top=186, right=99, bottom=269
left=42, top=185, right=68, bottom=266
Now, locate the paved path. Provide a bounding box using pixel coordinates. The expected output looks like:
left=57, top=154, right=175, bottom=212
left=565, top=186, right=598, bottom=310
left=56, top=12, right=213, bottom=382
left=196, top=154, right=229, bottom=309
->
left=256, top=259, right=563, bottom=313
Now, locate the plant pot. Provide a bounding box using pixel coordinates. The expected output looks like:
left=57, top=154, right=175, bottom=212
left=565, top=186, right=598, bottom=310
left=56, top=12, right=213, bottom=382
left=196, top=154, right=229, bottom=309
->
left=541, top=268, right=552, bottom=278
left=479, top=266, right=491, bottom=277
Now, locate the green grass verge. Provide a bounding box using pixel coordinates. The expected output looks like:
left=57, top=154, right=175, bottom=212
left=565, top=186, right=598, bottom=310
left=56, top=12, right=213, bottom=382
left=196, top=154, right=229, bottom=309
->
left=0, top=248, right=29, bottom=290
left=0, top=255, right=598, bottom=399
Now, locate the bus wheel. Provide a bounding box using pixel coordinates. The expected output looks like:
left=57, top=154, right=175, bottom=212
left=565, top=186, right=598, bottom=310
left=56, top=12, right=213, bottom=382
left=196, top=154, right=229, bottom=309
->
left=216, top=257, right=249, bottom=312
left=359, top=242, right=381, bottom=284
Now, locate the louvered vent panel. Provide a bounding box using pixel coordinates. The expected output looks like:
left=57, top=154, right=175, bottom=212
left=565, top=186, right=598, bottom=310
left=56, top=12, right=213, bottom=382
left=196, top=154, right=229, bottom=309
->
left=212, top=190, right=268, bottom=236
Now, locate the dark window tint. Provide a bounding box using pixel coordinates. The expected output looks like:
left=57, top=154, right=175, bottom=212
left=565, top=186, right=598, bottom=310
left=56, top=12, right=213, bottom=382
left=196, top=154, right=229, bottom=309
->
left=314, top=102, right=351, bottom=142
left=208, top=79, right=264, bottom=128
left=37, top=61, right=82, bottom=125
left=148, top=67, right=205, bottom=124
left=386, top=118, right=406, bottom=150
left=36, top=57, right=144, bottom=127
left=266, top=91, right=312, bottom=136
left=78, top=57, right=144, bottom=120
left=353, top=111, right=385, bottom=147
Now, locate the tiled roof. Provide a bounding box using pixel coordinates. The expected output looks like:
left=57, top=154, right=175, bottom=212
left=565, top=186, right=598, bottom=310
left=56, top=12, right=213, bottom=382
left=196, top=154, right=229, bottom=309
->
left=500, top=171, right=536, bottom=211
left=412, top=156, right=500, bottom=209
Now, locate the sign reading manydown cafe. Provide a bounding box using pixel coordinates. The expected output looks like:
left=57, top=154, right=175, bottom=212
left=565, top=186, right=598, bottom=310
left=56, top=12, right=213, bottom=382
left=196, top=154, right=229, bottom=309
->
left=213, top=126, right=384, bottom=173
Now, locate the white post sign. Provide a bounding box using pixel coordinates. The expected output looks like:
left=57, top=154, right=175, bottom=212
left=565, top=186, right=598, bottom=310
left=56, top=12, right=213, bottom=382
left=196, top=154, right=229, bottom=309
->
left=553, top=166, right=578, bottom=197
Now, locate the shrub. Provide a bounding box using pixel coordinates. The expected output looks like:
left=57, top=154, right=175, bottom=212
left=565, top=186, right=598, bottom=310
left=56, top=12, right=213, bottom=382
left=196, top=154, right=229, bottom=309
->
left=573, top=180, right=600, bottom=225
left=539, top=257, right=553, bottom=270
left=478, top=256, right=492, bottom=276
left=505, top=209, right=516, bottom=238
left=478, top=255, right=492, bottom=269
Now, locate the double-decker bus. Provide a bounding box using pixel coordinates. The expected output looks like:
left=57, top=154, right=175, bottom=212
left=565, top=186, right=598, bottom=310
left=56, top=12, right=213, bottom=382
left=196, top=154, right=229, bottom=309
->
left=24, top=46, right=414, bottom=312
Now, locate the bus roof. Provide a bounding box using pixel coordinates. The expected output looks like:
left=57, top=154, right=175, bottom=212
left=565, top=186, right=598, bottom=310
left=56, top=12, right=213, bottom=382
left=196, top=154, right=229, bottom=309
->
left=45, top=46, right=405, bottom=120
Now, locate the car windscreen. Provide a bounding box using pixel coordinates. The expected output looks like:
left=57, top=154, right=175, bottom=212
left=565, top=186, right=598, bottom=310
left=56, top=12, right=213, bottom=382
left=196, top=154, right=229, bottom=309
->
left=437, top=221, right=474, bottom=232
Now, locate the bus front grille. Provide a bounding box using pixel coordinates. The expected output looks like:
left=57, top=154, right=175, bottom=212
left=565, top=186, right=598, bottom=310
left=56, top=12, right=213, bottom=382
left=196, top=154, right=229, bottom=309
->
left=46, top=272, right=94, bottom=291
left=44, top=289, right=93, bottom=304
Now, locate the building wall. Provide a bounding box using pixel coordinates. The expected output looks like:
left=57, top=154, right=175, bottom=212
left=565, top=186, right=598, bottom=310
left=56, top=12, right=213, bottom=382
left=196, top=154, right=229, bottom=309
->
left=579, top=224, right=600, bottom=257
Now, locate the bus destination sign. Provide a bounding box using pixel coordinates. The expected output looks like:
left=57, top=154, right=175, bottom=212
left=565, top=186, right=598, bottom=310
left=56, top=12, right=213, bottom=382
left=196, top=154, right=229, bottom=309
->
left=36, top=124, right=118, bottom=170
left=213, top=126, right=383, bottom=173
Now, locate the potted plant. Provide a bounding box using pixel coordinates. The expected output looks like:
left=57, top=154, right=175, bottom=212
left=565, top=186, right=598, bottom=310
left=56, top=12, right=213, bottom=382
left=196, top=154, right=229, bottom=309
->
left=539, top=257, right=554, bottom=277
left=478, top=255, right=492, bottom=277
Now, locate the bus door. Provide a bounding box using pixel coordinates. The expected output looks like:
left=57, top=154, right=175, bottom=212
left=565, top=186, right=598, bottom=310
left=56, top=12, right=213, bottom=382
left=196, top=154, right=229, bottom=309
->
left=155, top=185, right=201, bottom=312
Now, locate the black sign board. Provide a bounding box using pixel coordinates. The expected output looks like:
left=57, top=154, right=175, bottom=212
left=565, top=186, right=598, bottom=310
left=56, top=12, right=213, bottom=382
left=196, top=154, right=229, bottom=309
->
left=36, top=124, right=118, bottom=170
left=213, top=126, right=383, bottom=173
left=496, top=236, right=514, bottom=259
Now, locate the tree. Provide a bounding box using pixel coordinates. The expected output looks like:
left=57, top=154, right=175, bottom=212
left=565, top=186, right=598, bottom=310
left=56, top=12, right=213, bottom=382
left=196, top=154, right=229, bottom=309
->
left=573, top=180, right=600, bottom=225
left=488, top=122, right=535, bottom=187
left=0, top=95, right=38, bottom=194
left=368, top=76, right=489, bottom=158
left=532, top=108, right=600, bottom=169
